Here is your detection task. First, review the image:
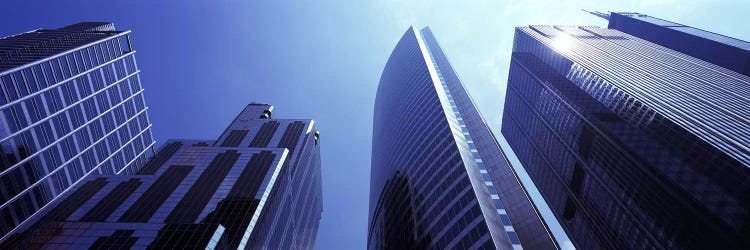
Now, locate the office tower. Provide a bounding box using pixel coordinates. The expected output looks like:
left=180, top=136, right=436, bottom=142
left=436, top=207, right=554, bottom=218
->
left=0, top=22, right=155, bottom=241
left=502, top=23, right=750, bottom=249
left=0, top=103, right=322, bottom=249
left=584, top=11, right=750, bottom=77
left=369, top=27, right=557, bottom=250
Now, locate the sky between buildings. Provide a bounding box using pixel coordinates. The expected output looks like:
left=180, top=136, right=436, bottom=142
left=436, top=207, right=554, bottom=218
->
left=2, top=0, right=749, bottom=249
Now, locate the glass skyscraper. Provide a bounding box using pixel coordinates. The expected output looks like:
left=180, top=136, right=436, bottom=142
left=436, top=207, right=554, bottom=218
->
left=0, top=22, right=154, bottom=242
left=369, top=27, right=557, bottom=249
left=0, top=103, right=322, bottom=249
left=501, top=18, right=750, bottom=249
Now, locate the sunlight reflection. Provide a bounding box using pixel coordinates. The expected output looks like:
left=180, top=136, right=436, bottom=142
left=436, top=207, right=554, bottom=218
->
left=553, top=32, right=574, bottom=52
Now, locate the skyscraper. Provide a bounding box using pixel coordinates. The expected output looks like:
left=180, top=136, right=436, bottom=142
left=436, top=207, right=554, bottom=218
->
left=501, top=22, right=750, bottom=248
left=585, top=11, right=750, bottom=77
left=369, top=27, right=557, bottom=249
left=0, top=22, right=155, bottom=241
left=0, top=103, right=322, bottom=249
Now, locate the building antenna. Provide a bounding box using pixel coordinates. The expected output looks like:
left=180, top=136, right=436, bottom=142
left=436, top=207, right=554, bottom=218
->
left=582, top=9, right=610, bottom=21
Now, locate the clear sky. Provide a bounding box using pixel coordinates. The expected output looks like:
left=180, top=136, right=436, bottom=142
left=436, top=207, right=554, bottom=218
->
left=2, top=0, right=748, bottom=249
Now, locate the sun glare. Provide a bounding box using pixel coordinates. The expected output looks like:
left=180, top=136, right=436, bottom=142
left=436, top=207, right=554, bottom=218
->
left=553, top=32, right=574, bottom=51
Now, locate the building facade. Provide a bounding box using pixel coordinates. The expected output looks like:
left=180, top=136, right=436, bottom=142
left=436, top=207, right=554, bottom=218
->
left=590, top=11, right=750, bottom=77
left=0, top=104, right=322, bottom=249
left=0, top=22, right=155, bottom=241
left=502, top=24, right=750, bottom=249
left=369, top=27, right=557, bottom=250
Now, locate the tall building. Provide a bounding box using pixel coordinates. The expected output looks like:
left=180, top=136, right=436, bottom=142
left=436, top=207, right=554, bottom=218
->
left=369, top=27, right=558, bottom=250
left=585, top=11, right=750, bottom=77
left=0, top=103, right=322, bottom=249
left=501, top=22, right=750, bottom=249
left=0, top=22, right=155, bottom=241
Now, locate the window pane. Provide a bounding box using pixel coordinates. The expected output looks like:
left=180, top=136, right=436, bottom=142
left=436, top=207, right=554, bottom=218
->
left=3, top=75, right=18, bottom=101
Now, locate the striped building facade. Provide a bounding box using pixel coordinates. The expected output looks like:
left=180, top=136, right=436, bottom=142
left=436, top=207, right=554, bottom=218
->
left=0, top=22, right=154, bottom=241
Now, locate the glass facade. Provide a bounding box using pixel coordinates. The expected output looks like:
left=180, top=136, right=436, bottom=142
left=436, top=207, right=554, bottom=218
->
left=369, top=27, right=557, bottom=250
left=502, top=25, right=750, bottom=249
left=0, top=22, right=155, bottom=242
left=605, top=12, right=750, bottom=77
left=0, top=104, right=322, bottom=249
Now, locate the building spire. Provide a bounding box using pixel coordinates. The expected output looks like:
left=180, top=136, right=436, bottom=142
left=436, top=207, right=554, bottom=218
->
left=582, top=9, right=610, bottom=21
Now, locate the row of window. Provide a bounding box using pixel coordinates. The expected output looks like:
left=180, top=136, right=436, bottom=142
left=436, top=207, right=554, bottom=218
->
left=0, top=56, right=139, bottom=138
left=0, top=36, right=132, bottom=107
left=0, top=90, right=147, bottom=178
left=541, top=27, right=750, bottom=165
left=0, top=110, right=152, bottom=205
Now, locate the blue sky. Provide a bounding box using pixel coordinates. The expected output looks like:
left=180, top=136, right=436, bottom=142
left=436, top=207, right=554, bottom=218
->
left=2, top=0, right=748, bottom=249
